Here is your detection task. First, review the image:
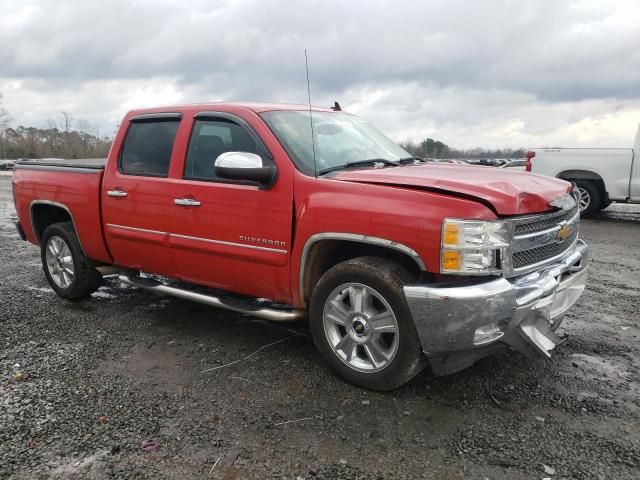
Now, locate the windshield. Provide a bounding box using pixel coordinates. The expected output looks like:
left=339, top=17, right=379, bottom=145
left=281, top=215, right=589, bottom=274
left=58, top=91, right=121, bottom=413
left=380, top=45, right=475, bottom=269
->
left=260, top=111, right=411, bottom=176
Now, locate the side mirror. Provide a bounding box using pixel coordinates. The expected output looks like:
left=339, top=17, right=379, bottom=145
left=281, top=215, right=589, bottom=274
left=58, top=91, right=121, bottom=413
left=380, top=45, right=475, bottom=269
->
left=214, top=152, right=277, bottom=186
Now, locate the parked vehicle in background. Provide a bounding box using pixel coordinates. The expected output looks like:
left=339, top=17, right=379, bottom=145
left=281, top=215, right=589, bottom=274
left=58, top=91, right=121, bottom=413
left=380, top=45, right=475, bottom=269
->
left=428, top=158, right=468, bottom=165
left=12, top=102, right=589, bottom=390
left=0, top=160, right=15, bottom=171
left=501, top=159, right=526, bottom=170
left=526, top=125, right=640, bottom=216
left=465, top=158, right=511, bottom=167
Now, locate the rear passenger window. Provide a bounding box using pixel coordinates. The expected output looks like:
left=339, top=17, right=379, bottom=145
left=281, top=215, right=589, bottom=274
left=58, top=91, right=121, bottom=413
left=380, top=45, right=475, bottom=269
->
left=120, top=119, right=180, bottom=177
left=184, top=119, right=260, bottom=181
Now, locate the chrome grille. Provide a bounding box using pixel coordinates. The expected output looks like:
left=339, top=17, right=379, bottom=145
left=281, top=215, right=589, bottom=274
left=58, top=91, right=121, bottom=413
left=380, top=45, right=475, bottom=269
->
left=513, top=206, right=578, bottom=235
left=503, top=194, right=581, bottom=277
left=512, top=230, right=579, bottom=269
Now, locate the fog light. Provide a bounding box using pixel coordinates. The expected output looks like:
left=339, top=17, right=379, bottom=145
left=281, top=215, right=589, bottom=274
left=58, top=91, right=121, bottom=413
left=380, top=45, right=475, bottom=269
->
left=474, top=323, right=504, bottom=345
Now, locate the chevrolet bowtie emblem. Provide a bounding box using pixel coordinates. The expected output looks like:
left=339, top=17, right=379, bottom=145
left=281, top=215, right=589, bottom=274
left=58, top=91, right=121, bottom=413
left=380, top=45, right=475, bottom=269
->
left=557, top=224, right=571, bottom=242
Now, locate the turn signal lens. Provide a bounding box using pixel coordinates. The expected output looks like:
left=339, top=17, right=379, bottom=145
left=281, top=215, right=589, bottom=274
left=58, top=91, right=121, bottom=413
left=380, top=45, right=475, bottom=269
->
left=442, top=250, right=461, bottom=270
left=443, top=223, right=460, bottom=246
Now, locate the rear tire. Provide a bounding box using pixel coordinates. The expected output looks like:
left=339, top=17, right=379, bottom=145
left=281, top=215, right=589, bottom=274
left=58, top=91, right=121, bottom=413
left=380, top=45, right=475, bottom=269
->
left=309, top=256, right=426, bottom=391
left=574, top=180, right=602, bottom=218
left=41, top=222, right=102, bottom=299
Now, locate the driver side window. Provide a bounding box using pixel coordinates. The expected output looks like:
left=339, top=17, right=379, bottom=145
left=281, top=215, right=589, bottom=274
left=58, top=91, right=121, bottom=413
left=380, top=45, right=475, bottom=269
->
left=184, top=119, right=260, bottom=181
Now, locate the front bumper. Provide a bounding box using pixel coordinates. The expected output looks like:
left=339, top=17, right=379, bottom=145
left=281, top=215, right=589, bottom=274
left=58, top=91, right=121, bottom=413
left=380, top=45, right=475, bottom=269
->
left=404, top=239, right=589, bottom=375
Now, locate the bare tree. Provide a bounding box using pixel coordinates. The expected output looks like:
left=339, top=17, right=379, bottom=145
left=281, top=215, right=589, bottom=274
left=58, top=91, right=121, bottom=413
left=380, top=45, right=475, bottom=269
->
left=0, top=93, right=12, bottom=158
left=56, top=111, right=75, bottom=157
left=60, top=111, right=73, bottom=133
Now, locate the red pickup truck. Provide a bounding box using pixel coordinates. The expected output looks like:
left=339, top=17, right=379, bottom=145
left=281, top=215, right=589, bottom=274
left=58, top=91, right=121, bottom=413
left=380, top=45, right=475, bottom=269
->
left=12, top=102, right=589, bottom=390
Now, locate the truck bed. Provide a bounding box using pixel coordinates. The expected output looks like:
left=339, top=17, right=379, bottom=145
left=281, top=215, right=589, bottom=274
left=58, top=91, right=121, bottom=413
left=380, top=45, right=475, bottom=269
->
left=12, top=160, right=112, bottom=264
left=15, top=158, right=106, bottom=170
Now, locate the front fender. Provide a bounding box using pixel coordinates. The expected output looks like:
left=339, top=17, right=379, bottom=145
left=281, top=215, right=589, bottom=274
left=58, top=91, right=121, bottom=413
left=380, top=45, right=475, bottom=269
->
left=290, top=174, right=496, bottom=306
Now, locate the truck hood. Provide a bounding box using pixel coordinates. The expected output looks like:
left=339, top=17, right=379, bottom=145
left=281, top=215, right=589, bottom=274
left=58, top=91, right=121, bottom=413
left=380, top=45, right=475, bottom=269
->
left=330, top=164, right=572, bottom=215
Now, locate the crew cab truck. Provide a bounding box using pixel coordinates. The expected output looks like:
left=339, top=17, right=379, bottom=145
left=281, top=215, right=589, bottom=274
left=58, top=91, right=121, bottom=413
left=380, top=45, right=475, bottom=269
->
left=526, top=124, right=640, bottom=216
left=12, top=103, right=589, bottom=390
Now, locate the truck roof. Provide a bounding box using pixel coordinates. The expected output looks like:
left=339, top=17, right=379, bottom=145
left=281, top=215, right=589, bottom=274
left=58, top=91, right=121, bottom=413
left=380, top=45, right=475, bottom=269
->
left=127, top=102, right=338, bottom=117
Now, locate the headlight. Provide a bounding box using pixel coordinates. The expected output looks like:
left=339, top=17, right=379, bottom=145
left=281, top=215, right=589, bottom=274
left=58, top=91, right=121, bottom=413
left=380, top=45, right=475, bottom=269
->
left=441, top=219, right=510, bottom=275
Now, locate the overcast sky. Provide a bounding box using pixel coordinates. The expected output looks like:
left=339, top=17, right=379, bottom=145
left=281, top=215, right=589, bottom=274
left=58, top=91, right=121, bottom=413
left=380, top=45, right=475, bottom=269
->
left=1, top=0, right=640, bottom=149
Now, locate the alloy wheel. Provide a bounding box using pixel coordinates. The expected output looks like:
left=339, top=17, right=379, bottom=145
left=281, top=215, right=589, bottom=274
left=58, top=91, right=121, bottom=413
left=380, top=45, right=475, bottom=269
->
left=45, top=235, right=75, bottom=288
left=322, top=282, right=399, bottom=373
left=577, top=186, right=591, bottom=213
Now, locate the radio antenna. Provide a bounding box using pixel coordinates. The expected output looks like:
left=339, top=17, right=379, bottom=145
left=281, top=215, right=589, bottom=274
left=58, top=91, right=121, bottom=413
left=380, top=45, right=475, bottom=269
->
left=304, top=49, right=318, bottom=177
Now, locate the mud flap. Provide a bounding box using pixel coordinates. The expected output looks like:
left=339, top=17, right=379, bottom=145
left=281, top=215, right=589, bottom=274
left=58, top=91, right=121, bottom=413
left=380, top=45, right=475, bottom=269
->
left=13, top=221, right=26, bottom=241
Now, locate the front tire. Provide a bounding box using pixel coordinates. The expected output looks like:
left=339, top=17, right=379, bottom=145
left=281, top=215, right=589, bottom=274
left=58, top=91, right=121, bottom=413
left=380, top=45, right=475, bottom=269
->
left=309, top=257, right=426, bottom=391
left=41, top=222, right=102, bottom=299
left=574, top=180, right=602, bottom=217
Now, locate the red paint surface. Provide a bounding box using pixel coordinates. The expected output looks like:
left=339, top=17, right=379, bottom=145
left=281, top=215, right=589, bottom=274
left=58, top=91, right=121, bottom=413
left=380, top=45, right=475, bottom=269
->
left=331, top=163, right=572, bottom=215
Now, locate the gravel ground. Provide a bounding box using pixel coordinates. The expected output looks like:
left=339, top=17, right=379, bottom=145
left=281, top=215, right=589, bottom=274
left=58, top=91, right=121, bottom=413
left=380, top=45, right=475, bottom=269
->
left=1, top=174, right=639, bottom=479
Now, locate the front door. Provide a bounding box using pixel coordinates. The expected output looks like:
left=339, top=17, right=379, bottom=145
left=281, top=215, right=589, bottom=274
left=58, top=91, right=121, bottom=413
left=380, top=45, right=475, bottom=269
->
left=166, top=113, right=294, bottom=304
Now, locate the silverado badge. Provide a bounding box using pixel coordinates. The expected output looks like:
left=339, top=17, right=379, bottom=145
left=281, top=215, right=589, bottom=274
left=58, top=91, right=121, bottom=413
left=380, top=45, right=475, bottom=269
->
left=556, top=223, right=571, bottom=242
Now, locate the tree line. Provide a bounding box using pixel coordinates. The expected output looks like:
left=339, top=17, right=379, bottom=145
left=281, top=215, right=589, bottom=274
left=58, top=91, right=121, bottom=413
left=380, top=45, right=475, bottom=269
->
left=1, top=92, right=525, bottom=161
left=400, top=138, right=526, bottom=160
left=0, top=94, right=112, bottom=160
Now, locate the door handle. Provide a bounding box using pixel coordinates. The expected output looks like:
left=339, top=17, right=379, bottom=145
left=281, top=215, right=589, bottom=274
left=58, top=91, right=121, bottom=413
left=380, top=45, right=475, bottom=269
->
left=174, top=198, right=201, bottom=207
left=107, top=189, right=128, bottom=197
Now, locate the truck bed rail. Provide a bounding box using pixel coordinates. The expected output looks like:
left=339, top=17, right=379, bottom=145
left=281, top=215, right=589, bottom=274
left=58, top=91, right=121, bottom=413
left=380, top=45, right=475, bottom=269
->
left=14, top=158, right=106, bottom=172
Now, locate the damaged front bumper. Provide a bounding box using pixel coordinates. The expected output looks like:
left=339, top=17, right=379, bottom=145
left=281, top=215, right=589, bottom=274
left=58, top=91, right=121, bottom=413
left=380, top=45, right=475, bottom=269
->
left=404, top=239, right=589, bottom=375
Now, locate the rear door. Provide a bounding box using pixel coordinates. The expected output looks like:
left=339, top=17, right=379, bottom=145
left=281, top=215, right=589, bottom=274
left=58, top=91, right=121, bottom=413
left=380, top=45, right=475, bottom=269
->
left=167, top=112, right=294, bottom=304
left=102, top=113, right=182, bottom=277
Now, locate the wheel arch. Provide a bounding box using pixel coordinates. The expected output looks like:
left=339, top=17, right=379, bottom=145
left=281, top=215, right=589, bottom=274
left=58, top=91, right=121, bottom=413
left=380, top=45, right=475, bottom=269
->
left=556, top=169, right=604, bottom=183
left=30, top=200, right=86, bottom=254
left=299, top=233, right=427, bottom=307
left=556, top=170, right=608, bottom=208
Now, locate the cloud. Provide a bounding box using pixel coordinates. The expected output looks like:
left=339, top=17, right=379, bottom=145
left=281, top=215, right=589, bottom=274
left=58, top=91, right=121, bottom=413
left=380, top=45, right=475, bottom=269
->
left=1, top=0, right=639, bottom=148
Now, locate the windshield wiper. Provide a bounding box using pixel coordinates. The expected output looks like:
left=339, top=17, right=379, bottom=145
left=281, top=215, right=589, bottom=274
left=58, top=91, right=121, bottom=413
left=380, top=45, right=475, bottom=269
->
left=318, top=158, right=399, bottom=176
left=398, top=156, right=428, bottom=165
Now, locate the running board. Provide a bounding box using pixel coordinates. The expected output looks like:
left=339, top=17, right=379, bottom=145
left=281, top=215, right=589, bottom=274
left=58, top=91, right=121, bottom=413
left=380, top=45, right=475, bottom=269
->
left=118, top=275, right=305, bottom=322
